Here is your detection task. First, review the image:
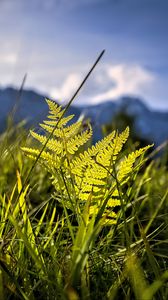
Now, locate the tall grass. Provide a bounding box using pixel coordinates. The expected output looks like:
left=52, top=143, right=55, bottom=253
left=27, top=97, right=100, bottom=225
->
left=0, top=115, right=167, bottom=299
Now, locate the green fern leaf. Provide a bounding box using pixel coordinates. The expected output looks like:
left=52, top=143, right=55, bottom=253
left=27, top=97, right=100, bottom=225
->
left=118, top=145, right=152, bottom=183
left=46, top=99, right=63, bottom=117
left=96, top=127, right=129, bottom=166
left=30, top=131, right=63, bottom=154
left=67, top=126, right=92, bottom=154
left=22, top=99, right=152, bottom=226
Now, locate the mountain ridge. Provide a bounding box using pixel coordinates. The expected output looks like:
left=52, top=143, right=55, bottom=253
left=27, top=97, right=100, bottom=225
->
left=0, top=86, right=168, bottom=146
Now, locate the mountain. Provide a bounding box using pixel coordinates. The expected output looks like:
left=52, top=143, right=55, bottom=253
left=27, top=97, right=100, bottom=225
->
left=0, top=87, right=168, bottom=146
left=0, top=87, right=81, bottom=130
left=0, top=87, right=47, bottom=131
left=81, top=97, right=168, bottom=146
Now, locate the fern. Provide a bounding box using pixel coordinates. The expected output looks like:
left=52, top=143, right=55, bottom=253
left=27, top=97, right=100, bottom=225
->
left=22, top=99, right=152, bottom=225
left=117, top=146, right=152, bottom=183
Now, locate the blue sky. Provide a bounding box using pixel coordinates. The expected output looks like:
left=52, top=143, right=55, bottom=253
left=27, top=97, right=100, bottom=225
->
left=0, top=0, right=168, bottom=110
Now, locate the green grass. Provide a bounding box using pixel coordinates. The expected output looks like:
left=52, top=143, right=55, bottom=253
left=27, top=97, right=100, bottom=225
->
left=0, top=116, right=168, bottom=300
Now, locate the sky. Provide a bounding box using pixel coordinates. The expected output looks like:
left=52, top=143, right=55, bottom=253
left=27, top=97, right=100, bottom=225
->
left=0, top=0, right=168, bottom=110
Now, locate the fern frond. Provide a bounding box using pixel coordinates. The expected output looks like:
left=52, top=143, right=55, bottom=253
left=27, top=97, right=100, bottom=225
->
left=96, top=127, right=129, bottom=166
left=67, top=126, right=92, bottom=154
left=64, top=121, right=83, bottom=138
left=71, top=151, right=93, bottom=176
left=22, top=99, right=152, bottom=227
left=39, top=124, right=65, bottom=138
left=84, top=164, right=107, bottom=180
left=88, top=130, right=115, bottom=156
left=40, top=121, right=82, bottom=139
left=113, top=126, right=129, bottom=158
left=43, top=115, right=74, bottom=127
left=89, top=200, right=119, bottom=225
left=118, top=144, right=152, bottom=183
left=107, top=198, right=120, bottom=207
left=46, top=99, right=63, bottom=116
left=21, top=147, right=61, bottom=168
left=30, top=131, right=63, bottom=154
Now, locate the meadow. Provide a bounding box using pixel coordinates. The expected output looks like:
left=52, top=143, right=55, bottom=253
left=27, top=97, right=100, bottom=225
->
left=0, top=97, right=167, bottom=300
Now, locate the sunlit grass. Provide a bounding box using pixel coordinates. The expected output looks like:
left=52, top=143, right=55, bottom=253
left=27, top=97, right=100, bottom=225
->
left=0, top=117, right=167, bottom=299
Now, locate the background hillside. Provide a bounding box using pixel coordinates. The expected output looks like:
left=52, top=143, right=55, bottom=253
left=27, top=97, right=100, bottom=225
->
left=0, top=86, right=168, bottom=146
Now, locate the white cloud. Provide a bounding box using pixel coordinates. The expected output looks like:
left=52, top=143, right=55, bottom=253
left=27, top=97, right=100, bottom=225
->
left=45, top=64, right=156, bottom=107
left=49, top=73, right=82, bottom=102
left=0, top=53, right=18, bottom=65
left=91, top=64, right=155, bottom=103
